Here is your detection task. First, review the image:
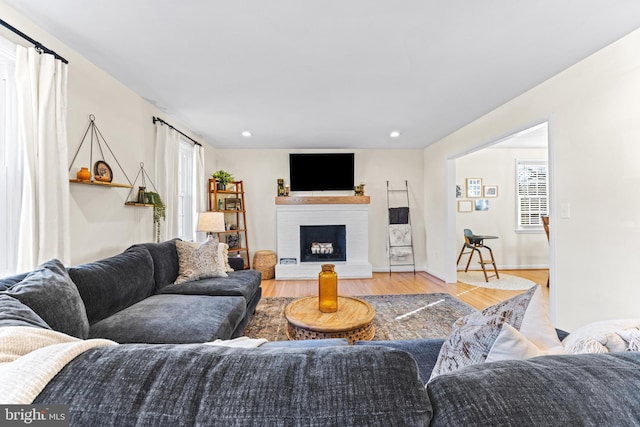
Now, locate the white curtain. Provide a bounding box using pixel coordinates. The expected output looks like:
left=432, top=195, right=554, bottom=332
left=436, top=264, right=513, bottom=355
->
left=193, top=144, right=207, bottom=242
left=15, top=46, right=70, bottom=272
left=154, top=122, right=179, bottom=241
left=194, top=144, right=206, bottom=212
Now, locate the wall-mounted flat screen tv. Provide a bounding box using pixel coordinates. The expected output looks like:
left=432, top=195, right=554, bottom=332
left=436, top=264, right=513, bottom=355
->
left=289, top=153, right=354, bottom=191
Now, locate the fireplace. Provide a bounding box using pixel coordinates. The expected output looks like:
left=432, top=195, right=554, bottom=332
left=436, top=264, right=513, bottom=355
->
left=299, top=225, right=346, bottom=262
left=275, top=196, right=372, bottom=279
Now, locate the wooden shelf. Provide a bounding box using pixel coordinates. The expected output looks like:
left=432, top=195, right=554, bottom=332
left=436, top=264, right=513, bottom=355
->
left=275, top=196, right=370, bottom=205
left=209, top=179, right=251, bottom=269
left=124, top=201, right=154, bottom=207
left=70, top=179, right=132, bottom=188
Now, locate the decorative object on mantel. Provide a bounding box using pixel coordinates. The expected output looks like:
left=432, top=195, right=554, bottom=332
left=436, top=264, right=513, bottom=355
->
left=125, top=163, right=165, bottom=242
left=277, top=179, right=285, bottom=196
left=354, top=183, right=365, bottom=196
left=68, top=114, right=133, bottom=188
left=212, top=170, right=234, bottom=190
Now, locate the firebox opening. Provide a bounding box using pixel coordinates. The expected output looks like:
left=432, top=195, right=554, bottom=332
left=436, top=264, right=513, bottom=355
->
left=299, top=225, right=346, bottom=262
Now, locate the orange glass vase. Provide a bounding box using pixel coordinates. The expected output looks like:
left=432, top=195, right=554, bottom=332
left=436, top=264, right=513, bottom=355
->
left=76, top=167, right=91, bottom=181
left=318, top=264, right=338, bottom=313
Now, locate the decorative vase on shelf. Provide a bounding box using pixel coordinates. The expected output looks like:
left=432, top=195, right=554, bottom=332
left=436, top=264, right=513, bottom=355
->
left=76, top=167, right=91, bottom=181
left=318, top=264, right=338, bottom=313
left=137, top=186, right=147, bottom=204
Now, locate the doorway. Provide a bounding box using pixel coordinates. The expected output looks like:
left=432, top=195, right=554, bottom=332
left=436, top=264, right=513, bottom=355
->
left=446, top=121, right=551, bottom=285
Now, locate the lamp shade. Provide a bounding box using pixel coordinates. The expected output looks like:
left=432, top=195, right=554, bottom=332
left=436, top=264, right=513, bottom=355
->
left=197, top=211, right=225, bottom=233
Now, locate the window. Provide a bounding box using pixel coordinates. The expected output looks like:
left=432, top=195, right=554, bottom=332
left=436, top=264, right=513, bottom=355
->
left=516, top=160, right=548, bottom=231
left=177, top=138, right=194, bottom=241
left=0, top=37, right=21, bottom=276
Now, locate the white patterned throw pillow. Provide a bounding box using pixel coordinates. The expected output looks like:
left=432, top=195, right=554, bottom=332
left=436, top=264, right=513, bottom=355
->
left=429, top=285, right=563, bottom=380
left=175, top=239, right=227, bottom=284
left=218, top=242, right=234, bottom=272
left=562, top=319, right=640, bottom=354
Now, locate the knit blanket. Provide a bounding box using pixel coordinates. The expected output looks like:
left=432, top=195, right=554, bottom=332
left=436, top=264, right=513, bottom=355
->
left=0, top=326, right=117, bottom=404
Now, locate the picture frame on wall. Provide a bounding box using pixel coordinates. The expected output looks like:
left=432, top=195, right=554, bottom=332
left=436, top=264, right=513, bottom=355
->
left=466, top=178, right=482, bottom=198
left=475, top=199, right=489, bottom=211
left=457, top=200, right=473, bottom=213
left=483, top=185, right=498, bottom=197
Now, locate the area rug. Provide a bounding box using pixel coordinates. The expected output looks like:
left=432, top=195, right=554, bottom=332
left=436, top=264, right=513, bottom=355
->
left=243, top=293, right=475, bottom=342
left=457, top=271, right=537, bottom=290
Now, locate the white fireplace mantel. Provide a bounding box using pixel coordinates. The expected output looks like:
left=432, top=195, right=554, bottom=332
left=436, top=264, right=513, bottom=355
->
left=275, top=197, right=372, bottom=279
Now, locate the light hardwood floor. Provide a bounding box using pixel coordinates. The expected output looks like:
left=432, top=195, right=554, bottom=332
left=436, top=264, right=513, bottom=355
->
left=260, top=269, right=549, bottom=310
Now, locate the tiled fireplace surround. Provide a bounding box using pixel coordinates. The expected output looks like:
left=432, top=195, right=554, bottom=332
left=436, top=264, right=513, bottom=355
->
left=275, top=196, right=373, bottom=279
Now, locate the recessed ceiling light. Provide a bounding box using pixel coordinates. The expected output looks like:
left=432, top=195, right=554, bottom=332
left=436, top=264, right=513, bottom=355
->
left=390, top=130, right=401, bottom=138
left=241, top=131, right=252, bottom=137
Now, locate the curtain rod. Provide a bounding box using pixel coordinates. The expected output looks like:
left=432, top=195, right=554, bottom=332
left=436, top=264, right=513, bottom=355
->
left=0, top=18, right=68, bottom=64
left=152, top=116, right=202, bottom=147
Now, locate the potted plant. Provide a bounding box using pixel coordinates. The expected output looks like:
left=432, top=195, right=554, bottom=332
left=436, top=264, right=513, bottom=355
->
left=145, top=191, right=165, bottom=243
left=212, top=170, right=234, bottom=190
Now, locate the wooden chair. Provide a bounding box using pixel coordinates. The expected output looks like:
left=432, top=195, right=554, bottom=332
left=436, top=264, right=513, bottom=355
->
left=541, top=215, right=550, bottom=287
left=456, top=229, right=499, bottom=282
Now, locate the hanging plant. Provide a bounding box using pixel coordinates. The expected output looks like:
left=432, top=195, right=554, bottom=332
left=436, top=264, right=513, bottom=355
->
left=145, top=191, right=165, bottom=243
left=212, top=170, right=234, bottom=189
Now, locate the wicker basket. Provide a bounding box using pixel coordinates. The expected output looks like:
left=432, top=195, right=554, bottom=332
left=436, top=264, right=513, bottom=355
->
left=253, top=250, right=277, bottom=279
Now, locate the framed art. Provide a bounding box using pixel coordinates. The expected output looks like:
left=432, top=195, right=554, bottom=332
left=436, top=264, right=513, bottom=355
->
left=475, top=199, right=489, bottom=211
left=483, top=185, right=498, bottom=197
left=93, top=160, right=113, bottom=182
left=224, top=197, right=242, bottom=210
left=457, top=200, right=473, bottom=213
left=466, top=178, right=482, bottom=198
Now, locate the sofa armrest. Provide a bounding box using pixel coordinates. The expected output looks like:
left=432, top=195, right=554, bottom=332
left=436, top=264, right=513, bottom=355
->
left=228, top=256, right=244, bottom=271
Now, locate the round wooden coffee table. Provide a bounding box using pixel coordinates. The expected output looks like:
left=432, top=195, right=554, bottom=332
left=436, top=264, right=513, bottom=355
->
left=284, top=296, right=376, bottom=344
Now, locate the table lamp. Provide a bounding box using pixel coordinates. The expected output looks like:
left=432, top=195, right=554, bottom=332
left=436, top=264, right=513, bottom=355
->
left=197, top=211, right=225, bottom=241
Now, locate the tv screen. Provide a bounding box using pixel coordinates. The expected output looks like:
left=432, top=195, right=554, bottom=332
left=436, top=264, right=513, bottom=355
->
left=289, top=153, right=354, bottom=191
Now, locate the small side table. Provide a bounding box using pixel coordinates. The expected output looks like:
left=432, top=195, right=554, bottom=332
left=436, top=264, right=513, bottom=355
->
left=284, top=296, right=376, bottom=344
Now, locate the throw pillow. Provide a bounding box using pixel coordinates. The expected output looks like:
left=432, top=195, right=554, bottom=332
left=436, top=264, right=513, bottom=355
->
left=562, top=319, right=640, bottom=354
left=429, top=285, right=562, bottom=380
left=218, top=243, right=234, bottom=272
left=0, top=295, right=52, bottom=329
left=175, top=239, right=228, bottom=284
left=2, top=259, right=90, bottom=339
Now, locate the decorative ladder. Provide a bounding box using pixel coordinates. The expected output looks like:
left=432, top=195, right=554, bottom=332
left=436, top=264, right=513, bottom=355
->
left=386, top=180, right=416, bottom=275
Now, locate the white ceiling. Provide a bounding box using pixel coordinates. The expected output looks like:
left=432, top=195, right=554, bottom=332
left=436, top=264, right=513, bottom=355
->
left=6, top=1, right=640, bottom=149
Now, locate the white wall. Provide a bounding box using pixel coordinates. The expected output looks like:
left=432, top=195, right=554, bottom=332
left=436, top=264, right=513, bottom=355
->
left=211, top=149, right=425, bottom=271
left=424, top=28, right=640, bottom=330
left=455, top=148, right=549, bottom=269
left=0, top=2, right=207, bottom=266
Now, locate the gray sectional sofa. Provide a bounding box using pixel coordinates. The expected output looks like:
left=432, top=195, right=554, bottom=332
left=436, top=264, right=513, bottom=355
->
left=1, top=240, right=640, bottom=426
left=0, top=239, right=262, bottom=343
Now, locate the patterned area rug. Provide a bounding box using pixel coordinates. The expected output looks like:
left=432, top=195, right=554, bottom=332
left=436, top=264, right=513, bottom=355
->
left=243, top=293, right=475, bottom=342
left=457, top=271, right=537, bottom=290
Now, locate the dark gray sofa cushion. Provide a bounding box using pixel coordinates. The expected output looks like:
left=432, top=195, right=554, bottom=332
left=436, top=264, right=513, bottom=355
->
left=0, top=272, right=28, bottom=291
left=262, top=338, right=350, bottom=348
left=2, top=259, right=89, bottom=338
left=0, top=294, right=51, bottom=329
left=356, top=338, right=445, bottom=384
left=35, top=344, right=432, bottom=426
left=127, top=239, right=180, bottom=290
left=427, top=352, right=640, bottom=426
left=157, top=269, right=261, bottom=302
left=88, top=294, right=247, bottom=343
left=68, top=247, right=155, bottom=325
